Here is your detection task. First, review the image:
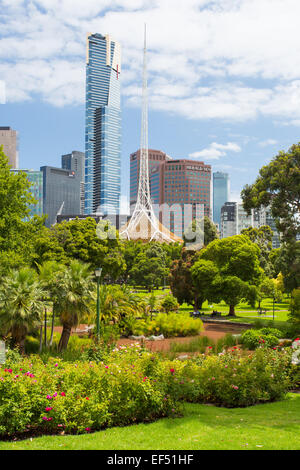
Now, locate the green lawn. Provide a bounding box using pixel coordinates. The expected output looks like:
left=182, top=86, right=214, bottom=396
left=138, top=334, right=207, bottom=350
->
left=134, top=287, right=290, bottom=323
left=1, top=394, right=299, bottom=450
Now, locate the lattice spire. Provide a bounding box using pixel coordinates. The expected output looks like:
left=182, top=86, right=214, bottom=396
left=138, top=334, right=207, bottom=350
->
left=120, top=25, right=182, bottom=243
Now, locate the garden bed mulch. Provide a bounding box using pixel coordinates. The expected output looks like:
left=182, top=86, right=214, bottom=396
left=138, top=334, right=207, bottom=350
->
left=116, top=322, right=248, bottom=352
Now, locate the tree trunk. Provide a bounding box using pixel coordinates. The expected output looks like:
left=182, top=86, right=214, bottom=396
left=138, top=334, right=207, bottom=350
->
left=44, top=308, right=47, bottom=348
left=39, top=324, right=43, bottom=353
left=194, top=295, right=202, bottom=311
left=49, top=305, right=55, bottom=347
left=19, top=337, right=25, bottom=355
left=58, top=323, right=72, bottom=351
left=228, top=305, right=235, bottom=316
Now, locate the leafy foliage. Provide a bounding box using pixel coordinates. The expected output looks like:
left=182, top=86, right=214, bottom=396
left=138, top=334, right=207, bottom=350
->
left=241, top=143, right=300, bottom=242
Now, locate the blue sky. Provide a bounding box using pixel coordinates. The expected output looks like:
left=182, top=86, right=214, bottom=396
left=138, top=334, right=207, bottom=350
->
left=1, top=0, right=300, bottom=210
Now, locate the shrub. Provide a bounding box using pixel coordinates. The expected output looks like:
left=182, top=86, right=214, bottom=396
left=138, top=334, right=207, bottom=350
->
left=0, top=344, right=296, bottom=438
left=132, top=313, right=204, bottom=338
left=160, top=294, right=179, bottom=313
left=25, top=336, right=40, bottom=354
left=160, top=347, right=294, bottom=407
left=0, top=346, right=179, bottom=437
left=241, top=329, right=280, bottom=350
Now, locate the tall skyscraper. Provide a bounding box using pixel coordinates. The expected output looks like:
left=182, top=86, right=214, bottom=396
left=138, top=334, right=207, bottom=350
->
left=0, top=127, right=19, bottom=168
left=62, top=151, right=85, bottom=214
left=11, top=169, right=43, bottom=218
left=85, top=33, right=121, bottom=215
left=213, top=172, right=230, bottom=228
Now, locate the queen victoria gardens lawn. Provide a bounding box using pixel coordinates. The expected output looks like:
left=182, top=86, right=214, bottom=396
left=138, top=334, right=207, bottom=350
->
left=1, top=394, right=299, bottom=450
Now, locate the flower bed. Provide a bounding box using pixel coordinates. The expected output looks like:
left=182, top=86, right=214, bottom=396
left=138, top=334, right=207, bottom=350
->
left=0, top=344, right=297, bottom=438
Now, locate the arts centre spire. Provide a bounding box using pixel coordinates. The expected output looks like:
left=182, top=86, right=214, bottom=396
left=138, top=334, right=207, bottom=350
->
left=120, top=25, right=182, bottom=243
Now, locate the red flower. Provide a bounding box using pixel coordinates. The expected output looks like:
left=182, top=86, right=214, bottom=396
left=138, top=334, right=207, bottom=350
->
left=170, top=368, right=175, bottom=374
left=61, top=392, right=66, bottom=396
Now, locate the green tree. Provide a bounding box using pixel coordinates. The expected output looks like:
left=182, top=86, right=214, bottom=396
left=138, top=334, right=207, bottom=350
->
left=0, top=268, right=45, bottom=353
left=275, top=242, right=300, bottom=292
left=160, top=293, right=179, bottom=313
left=199, top=235, right=263, bottom=315
left=129, top=244, right=169, bottom=291
left=169, top=249, right=201, bottom=308
left=0, top=149, right=46, bottom=271
left=191, top=259, right=220, bottom=308
left=38, top=261, right=67, bottom=348
left=56, top=261, right=95, bottom=351
left=218, top=276, right=250, bottom=316
left=289, top=288, right=300, bottom=323
left=36, top=218, right=126, bottom=280
left=183, top=216, right=218, bottom=248
left=241, top=225, right=274, bottom=277
left=241, top=143, right=300, bottom=241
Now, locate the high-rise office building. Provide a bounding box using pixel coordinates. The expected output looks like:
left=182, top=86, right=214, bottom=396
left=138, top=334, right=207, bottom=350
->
left=62, top=151, right=85, bottom=214
left=130, top=149, right=171, bottom=211
left=162, top=159, right=211, bottom=236
left=220, top=202, right=280, bottom=248
left=0, top=127, right=19, bottom=168
left=41, top=166, right=81, bottom=228
left=130, top=151, right=212, bottom=237
left=11, top=169, right=43, bottom=218
left=85, top=33, right=121, bottom=216
left=213, top=172, right=230, bottom=228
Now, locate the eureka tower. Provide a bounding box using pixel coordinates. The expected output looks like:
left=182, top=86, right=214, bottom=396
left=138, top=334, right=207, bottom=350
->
left=85, top=33, right=121, bottom=215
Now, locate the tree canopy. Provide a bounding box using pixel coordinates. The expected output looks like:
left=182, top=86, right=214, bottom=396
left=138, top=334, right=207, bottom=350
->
left=241, top=143, right=300, bottom=242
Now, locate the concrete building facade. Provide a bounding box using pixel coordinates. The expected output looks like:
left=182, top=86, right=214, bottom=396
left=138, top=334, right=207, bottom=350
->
left=0, top=127, right=18, bottom=168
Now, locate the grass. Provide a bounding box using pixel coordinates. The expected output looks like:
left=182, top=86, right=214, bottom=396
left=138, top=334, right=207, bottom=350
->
left=1, top=394, right=299, bottom=450
left=132, top=287, right=290, bottom=323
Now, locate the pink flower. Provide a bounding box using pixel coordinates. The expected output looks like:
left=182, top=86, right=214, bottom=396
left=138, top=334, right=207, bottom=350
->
left=85, top=427, right=91, bottom=432
left=45, top=407, right=53, bottom=412
left=53, top=392, right=58, bottom=397
left=46, top=395, right=52, bottom=399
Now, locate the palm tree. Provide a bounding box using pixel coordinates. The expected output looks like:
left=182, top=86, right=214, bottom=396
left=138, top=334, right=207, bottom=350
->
left=99, top=285, right=140, bottom=325
left=38, top=261, right=67, bottom=348
left=0, top=268, right=45, bottom=353
left=56, top=261, right=95, bottom=351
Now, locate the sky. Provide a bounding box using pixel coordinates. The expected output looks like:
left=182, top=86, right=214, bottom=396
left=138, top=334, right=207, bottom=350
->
left=1, top=0, right=300, bottom=210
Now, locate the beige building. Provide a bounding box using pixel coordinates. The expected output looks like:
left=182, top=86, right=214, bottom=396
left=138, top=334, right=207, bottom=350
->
left=0, top=127, right=19, bottom=168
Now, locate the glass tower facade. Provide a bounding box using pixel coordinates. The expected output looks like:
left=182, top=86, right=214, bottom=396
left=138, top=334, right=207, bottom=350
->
left=213, top=172, right=230, bottom=228
left=11, top=169, right=43, bottom=218
left=85, top=33, right=121, bottom=215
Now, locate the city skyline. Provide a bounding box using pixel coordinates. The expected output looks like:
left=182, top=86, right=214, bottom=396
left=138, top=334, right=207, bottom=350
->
left=1, top=1, right=300, bottom=211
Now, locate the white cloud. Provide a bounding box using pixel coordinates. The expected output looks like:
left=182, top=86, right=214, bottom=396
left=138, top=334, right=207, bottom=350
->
left=259, top=139, right=278, bottom=147
left=1, top=0, right=300, bottom=121
left=189, top=141, right=241, bottom=160
left=0, top=81, right=5, bottom=104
